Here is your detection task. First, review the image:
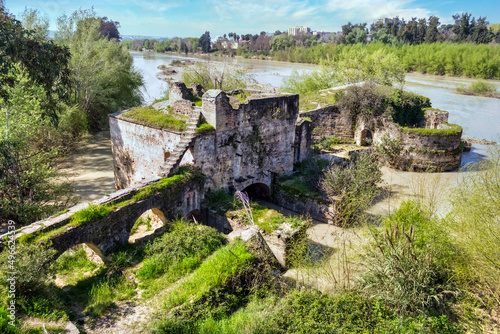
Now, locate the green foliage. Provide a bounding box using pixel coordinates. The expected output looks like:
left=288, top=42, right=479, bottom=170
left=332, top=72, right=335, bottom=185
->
left=182, top=62, right=254, bottom=91
left=56, top=9, right=143, bottom=129
left=137, top=221, right=226, bottom=282
left=121, top=106, right=187, bottom=131
left=282, top=49, right=405, bottom=94
left=0, top=64, right=76, bottom=225
left=391, top=90, right=430, bottom=126
left=0, top=305, right=19, bottom=333
left=360, top=201, right=456, bottom=315
left=203, top=189, right=238, bottom=214
left=86, top=275, right=136, bottom=318
left=399, top=123, right=462, bottom=136
left=153, top=90, right=170, bottom=104
left=321, top=152, right=382, bottom=227
left=160, top=239, right=255, bottom=310
left=244, top=202, right=305, bottom=234
left=456, top=80, right=499, bottom=97
left=130, top=216, right=152, bottom=235
left=449, top=145, right=500, bottom=306
left=70, top=202, right=112, bottom=226
left=195, top=123, right=215, bottom=134
left=53, top=246, right=98, bottom=272
left=274, top=42, right=500, bottom=79
left=0, top=243, right=56, bottom=295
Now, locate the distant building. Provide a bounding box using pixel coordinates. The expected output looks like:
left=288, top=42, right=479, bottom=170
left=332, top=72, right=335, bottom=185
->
left=288, top=26, right=311, bottom=36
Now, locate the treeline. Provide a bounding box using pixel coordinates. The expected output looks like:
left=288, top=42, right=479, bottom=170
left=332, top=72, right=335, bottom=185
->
left=0, top=3, right=142, bottom=224
left=121, top=36, right=200, bottom=53
left=274, top=42, right=500, bottom=79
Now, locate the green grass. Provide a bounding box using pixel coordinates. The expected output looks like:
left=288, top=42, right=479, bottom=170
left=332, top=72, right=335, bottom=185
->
left=456, top=81, right=499, bottom=98
left=153, top=90, right=170, bottom=104
left=70, top=203, right=112, bottom=226
left=122, top=106, right=187, bottom=131
left=195, top=122, right=215, bottom=134
left=203, top=189, right=239, bottom=214
left=130, top=216, right=152, bottom=235
left=299, top=90, right=339, bottom=111
left=161, top=239, right=254, bottom=310
left=137, top=221, right=227, bottom=295
left=314, top=136, right=356, bottom=151
left=187, top=95, right=203, bottom=107
left=399, top=123, right=462, bottom=136
left=86, top=275, right=136, bottom=318
left=52, top=247, right=100, bottom=285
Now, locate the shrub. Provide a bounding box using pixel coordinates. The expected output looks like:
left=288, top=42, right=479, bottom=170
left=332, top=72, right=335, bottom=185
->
left=0, top=243, right=56, bottom=295
left=359, top=202, right=454, bottom=315
left=320, top=152, right=382, bottom=227
left=375, top=133, right=403, bottom=166
left=456, top=80, right=499, bottom=97
left=390, top=90, right=430, bottom=127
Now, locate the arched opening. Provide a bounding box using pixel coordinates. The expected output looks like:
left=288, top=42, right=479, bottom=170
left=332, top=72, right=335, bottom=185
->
left=185, top=209, right=202, bottom=223
left=360, top=129, right=373, bottom=146
left=53, top=243, right=105, bottom=288
left=242, top=183, right=271, bottom=200
left=129, top=208, right=168, bottom=243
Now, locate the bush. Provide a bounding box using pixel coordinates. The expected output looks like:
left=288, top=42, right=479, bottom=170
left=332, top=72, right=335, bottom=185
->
left=390, top=90, right=430, bottom=127
left=320, top=152, right=382, bottom=227
left=359, top=202, right=454, bottom=315
left=456, top=81, right=499, bottom=97
left=0, top=243, right=56, bottom=295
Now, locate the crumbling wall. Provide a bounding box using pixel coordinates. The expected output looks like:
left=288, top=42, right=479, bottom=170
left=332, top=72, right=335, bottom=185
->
left=195, top=90, right=299, bottom=191
left=300, top=106, right=354, bottom=143
left=109, top=111, right=187, bottom=189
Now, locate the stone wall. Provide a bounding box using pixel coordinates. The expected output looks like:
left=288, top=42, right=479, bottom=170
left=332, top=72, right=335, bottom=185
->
left=294, top=119, right=312, bottom=164
left=109, top=112, right=189, bottom=189
left=369, top=117, right=463, bottom=171
left=273, top=189, right=332, bottom=224
left=196, top=90, right=299, bottom=191
left=422, top=109, right=449, bottom=129
left=300, top=106, right=353, bottom=144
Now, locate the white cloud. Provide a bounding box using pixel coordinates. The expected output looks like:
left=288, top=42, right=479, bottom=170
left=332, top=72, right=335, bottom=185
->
left=325, top=0, right=431, bottom=21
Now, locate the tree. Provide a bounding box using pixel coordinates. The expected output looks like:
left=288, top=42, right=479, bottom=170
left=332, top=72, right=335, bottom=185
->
left=471, top=16, right=492, bottom=43
left=453, top=12, right=472, bottom=42
left=56, top=11, right=143, bottom=129
left=199, top=31, right=211, bottom=53
left=99, top=16, right=120, bottom=40
left=0, top=64, right=76, bottom=224
left=425, top=16, right=440, bottom=43
left=345, top=28, right=367, bottom=44
left=19, top=7, right=49, bottom=39
left=182, top=62, right=254, bottom=91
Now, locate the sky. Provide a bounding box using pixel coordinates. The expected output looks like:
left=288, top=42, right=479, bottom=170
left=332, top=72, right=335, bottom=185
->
left=4, top=0, right=500, bottom=38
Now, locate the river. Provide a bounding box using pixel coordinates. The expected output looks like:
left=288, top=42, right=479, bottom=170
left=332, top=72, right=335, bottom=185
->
left=131, top=51, right=500, bottom=144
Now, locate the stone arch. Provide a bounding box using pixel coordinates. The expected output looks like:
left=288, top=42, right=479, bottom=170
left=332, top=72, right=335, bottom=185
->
left=185, top=209, right=202, bottom=223
left=359, top=129, right=373, bottom=146
left=129, top=208, right=168, bottom=243
left=56, top=243, right=106, bottom=265
left=242, top=182, right=271, bottom=200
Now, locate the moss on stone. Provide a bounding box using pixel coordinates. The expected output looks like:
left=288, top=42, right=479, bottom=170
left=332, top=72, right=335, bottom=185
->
left=399, top=123, right=462, bottom=136
left=121, top=106, right=187, bottom=131
left=195, top=123, right=215, bottom=134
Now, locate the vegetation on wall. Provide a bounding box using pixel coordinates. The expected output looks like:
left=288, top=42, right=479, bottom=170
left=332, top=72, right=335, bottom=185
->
left=121, top=106, right=187, bottom=131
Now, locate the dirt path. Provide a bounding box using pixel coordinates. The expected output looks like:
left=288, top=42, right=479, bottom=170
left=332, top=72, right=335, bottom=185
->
left=58, top=131, right=116, bottom=203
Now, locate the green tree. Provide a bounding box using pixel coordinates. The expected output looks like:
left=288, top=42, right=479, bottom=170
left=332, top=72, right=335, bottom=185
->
left=19, top=7, right=49, bottom=39
left=199, top=31, right=211, bottom=53
left=345, top=28, right=367, bottom=44
left=0, top=64, right=75, bottom=224
left=425, top=16, right=440, bottom=43
left=56, top=10, right=143, bottom=129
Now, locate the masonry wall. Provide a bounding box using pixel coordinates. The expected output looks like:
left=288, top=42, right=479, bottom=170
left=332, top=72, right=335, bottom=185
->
left=300, top=106, right=354, bottom=143
left=109, top=112, right=186, bottom=189
left=197, top=91, right=299, bottom=191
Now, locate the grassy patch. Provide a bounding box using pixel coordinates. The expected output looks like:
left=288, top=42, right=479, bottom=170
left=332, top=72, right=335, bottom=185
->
left=399, top=123, right=462, bottom=136
left=153, top=90, right=170, bottom=104
left=456, top=81, right=499, bottom=98
left=52, top=246, right=100, bottom=285
left=137, top=221, right=227, bottom=295
left=160, top=239, right=254, bottom=310
left=86, top=275, right=136, bottom=318
left=187, top=94, right=203, bottom=107
left=121, top=106, right=187, bottom=131
left=195, top=122, right=215, bottom=134
left=314, top=136, right=356, bottom=151
left=203, top=189, right=239, bottom=214
left=70, top=203, right=112, bottom=226
left=299, top=90, right=339, bottom=111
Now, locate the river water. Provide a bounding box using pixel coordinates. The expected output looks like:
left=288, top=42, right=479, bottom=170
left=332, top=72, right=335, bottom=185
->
left=131, top=51, right=500, bottom=144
